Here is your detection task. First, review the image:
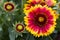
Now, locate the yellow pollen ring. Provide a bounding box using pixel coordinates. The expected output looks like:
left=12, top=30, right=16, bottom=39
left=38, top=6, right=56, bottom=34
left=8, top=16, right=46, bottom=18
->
left=6, top=5, right=12, bottom=9
left=38, top=17, right=44, bottom=22
left=17, top=25, right=23, bottom=30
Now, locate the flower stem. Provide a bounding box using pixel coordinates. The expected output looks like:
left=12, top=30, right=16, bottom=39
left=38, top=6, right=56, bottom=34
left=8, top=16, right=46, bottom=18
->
left=26, top=34, right=30, bottom=40
left=49, top=36, right=53, bottom=40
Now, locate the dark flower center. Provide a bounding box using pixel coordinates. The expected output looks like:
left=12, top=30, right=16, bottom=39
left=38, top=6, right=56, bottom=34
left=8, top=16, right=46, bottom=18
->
left=5, top=3, right=14, bottom=11
left=16, top=24, right=24, bottom=32
left=35, top=14, right=47, bottom=26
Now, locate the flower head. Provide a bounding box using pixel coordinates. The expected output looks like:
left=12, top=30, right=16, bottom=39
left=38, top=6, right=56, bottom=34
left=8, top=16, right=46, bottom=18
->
left=3, top=1, right=15, bottom=12
left=13, top=22, right=25, bottom=33
left=24, top=5, right=58, bottom=37
left=12, top=22, right=26, bottom=37
left=16, top=24, right=24, bottom=32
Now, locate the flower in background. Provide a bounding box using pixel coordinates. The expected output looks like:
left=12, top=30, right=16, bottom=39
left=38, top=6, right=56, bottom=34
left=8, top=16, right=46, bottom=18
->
left=12, top=22, right=25, bottom=37
left=13, top=22, right=25, bottom=33
left=24, top=5, right=58, bottom=37
left=24, top=0, right=56, bottom=14
left=3, top=1, right=16, bottom=12
left=27, top=0, right=56, bottom=7
left=27, top=0, right=45, bottom=6
left=15, top=23, right=24, bottom=32
left=27, top=0, right=43, bottom=4
left=45, top=0, right=56, bottom=6
left=24, top=4, right=32, bottom=13
left=24, top=1, right=46, bottom=13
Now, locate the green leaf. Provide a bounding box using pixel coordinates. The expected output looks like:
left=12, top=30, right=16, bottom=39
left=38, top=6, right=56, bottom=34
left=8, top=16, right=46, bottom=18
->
left=56, top=15, right=60, bottom=31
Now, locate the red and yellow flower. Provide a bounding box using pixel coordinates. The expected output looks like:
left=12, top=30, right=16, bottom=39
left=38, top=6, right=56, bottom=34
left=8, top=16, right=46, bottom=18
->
left=16, top=24, right=24, bottom=32
left=24, top=4, right=32, bottom=13
left=24, top=0, right=44, bottom=11
left=27, top=0, right=43, bottom=4
left=27, top=0, right=56, bottom=6
left=4, top=2, right=15, bottom=12
left=24, top=0, right=56, bottom=14
left=13, top=22, right=25, bottom=33
left=24, top=5, right=58, bottom=37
